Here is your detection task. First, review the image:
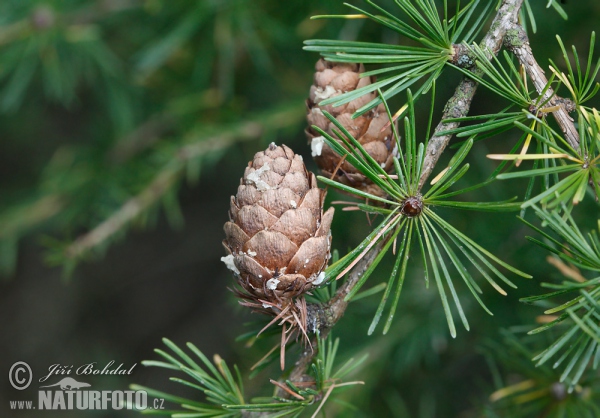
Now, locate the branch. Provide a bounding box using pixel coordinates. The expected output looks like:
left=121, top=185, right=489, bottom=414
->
left=319, top=238, right=390, bottom=331
left=283, top=239, right=388, bottom=391
left=322, top=0, right=525, bottom=328
left=418, top=0, right=524, bottom=189
left=284, top=0, right=527, bottom=392
left=504, top=24, right=579, bottom=149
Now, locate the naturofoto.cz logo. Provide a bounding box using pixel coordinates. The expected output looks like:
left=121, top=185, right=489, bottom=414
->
left=8, top=361, right=164, bottom=412
left=37, top=377, right=148, bottom=411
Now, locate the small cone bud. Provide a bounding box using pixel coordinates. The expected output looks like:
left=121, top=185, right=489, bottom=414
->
left=306, top=59, right=397, bottom=197
left=222, top=143, right=334, bottom=310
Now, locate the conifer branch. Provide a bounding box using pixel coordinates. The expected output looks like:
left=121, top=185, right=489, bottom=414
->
left=291, top=0, right=527, bottom=390
left=419, top=0, right=524, bottom=189
left=504, top=23, right=580, bottom=149
left=313, top=0, right=526, bottom=340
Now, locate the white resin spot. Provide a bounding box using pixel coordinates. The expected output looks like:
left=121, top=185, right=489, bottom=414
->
left=247, top=250, right=257, bottom=257
left=314, top=85, right=337, bottom=101
left=266, top=278, right=280, bottom=290
left=311, top=136, right=325, bottom=157
left=290, top=200, right=297, bottom=208
left=246, top=163, right=271, bottom=191
left=313, top=272, right=326, bottom=286
left=220, top=255, right=239, bottom=275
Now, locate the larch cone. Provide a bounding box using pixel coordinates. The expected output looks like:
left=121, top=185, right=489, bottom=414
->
left=222, top=143, right=334, bottom=313
left=306, top=58, right=398, bottom=198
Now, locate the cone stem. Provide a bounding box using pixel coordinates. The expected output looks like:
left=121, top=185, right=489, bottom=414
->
left=281, top=238, right=389, bottom=392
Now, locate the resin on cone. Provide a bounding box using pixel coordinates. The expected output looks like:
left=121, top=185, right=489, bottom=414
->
left=222, top=143, right=334, bottom=311
left=306, top=58, right=397, bottom=197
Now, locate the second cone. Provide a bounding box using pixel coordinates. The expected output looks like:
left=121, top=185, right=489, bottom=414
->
left=306, top=58, right=397, bottom=198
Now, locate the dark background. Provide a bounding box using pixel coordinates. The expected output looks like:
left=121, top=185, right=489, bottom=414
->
left=0, top=1, right=598, bottom=417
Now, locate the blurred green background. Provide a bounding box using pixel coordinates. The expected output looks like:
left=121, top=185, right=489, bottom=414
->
left=1, top=0, right=599, bottom=417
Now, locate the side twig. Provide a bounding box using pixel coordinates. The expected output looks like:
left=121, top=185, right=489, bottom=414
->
left=419, top=0, right=524, bottom=189
left=504, top=24, right=579, bottom=149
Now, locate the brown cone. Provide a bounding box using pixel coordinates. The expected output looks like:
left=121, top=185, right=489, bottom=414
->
left=222, top=143, right=334, bottom=311
left=306, top=58, right=397, bottom=197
